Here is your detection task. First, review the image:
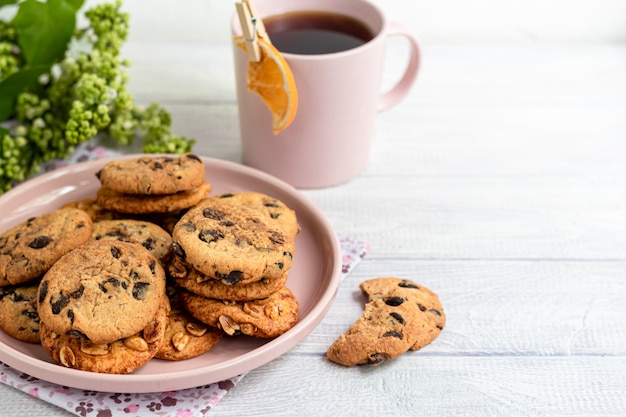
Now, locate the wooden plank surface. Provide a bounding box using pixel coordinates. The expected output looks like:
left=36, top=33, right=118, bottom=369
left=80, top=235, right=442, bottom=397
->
left=0, top=43, right=625, bottom=416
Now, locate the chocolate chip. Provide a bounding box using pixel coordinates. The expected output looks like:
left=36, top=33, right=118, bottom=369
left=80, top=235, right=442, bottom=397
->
left=199, top=229, right=224, bottom=243
left=105, top=277, right=120, bottom=287
left=111, top=245, right=121, bottom=259
left=275, top=262, right=284, bottom=269
left=217, top=270, right=243, bottom=285
left=28, top=235, right=51, bottom=249
left=70, top=285, right=84, bottom=300
left=185, top=153, right=202, bottom=163
left=203, top=208, right=224, bottom=221
left=95, top=170, right=102, bottom=180
left=417, top=303, right=427, bottom=312
left=22, top=310, right=39, bottom=320
left=269, top=231, right=285, bottom=245
left=172, top=242, right=186, bottom=260
left=270, top=213, right=280, bottom=219
left=11, top=291, right=25, bottom=303
left=389, top=312, right=405, bottom=324
left=142, top=238, right=155, bottom=251
left=132, top=282, right=150, bottom=300
left=104, top=230, right=124, bottom=238
left=220, top=220, right=235, bottom=227
left=51, top=294, right=69, bottom=314
left=219, top=193, right=235, bottom=198
left=429, top=308, right=442, bottom=316
left=384, top=296, right=404, bottom=307
left=264, top=202, right=280, bottom=208
left=99, top=277, right=121, bottom=292
left=153, top=162, right=163, bottom=170
left=180, top=222, right=196, bottom=232
left=382, top=331, right=403, bottom=340
left=68, top=329, right=88, bottom=340
left=38, top=281, right=48, bottom=303
left=67, top=309, right=74, bottom=324
left=149, top=260, right=157, bottom=274
left=398, top=280, right=419, bottom=289
left=368, top=353, right=386, bottom=365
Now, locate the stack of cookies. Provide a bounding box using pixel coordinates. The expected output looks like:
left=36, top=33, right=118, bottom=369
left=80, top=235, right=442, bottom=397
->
left=0, top=153, right=303, bottom=374
left=37, top=240, right=169, bottom=374
left=168, top=192, right=301, bottom=339
left=95, top=153, right=211, bottom=216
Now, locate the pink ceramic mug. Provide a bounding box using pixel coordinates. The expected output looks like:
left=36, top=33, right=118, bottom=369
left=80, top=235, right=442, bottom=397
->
left=232, top=0, right=420, bottom=188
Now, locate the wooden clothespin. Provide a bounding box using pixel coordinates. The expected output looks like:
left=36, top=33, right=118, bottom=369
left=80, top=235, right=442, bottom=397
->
left=235, top=0, right=270, bottom=62
left=243, top=0, right=270, bottom=43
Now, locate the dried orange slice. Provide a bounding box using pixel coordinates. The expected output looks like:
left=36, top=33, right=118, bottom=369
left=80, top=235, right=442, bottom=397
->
left=234, top=36, right=298, bottom=134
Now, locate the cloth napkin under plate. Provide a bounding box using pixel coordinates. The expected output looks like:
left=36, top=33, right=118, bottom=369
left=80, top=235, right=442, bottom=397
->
left=0, top=142, right=370, bottom=416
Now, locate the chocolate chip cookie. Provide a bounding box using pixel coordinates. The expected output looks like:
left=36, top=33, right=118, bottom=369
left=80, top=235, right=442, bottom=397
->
left=96, top=182, right=211, bottom=214
left=171, top=198, right=295, bottom=285
left=327, top=277, right=445, bottom=366
left=359, top=277, right=446, bottom=351
left=39, top=297, right=169, bottom=374
left=179, top=286, right=299, bottom=338
left=37, top=240, right=166, bottom=344
left=91, top=219, right=173, bottom=264
left=168, top=256, right=289, bottom=301
left=0, top=282, right=41, bottom=343
left=0, top=208, right=93, bottom=287
left=95, top=153, right=205, bottom=195
left=209, top=192, right=300, bottom=239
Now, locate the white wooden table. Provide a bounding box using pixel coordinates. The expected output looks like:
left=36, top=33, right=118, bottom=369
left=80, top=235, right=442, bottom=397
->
left=1, top=41, right=625, bottom=416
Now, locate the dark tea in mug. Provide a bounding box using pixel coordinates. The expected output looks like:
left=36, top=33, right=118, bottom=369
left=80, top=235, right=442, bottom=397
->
left=263, top=11, right=375, bottom=55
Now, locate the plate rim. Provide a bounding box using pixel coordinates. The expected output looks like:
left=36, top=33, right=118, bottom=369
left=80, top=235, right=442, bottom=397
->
left=0, top=154, right=342, bottom=393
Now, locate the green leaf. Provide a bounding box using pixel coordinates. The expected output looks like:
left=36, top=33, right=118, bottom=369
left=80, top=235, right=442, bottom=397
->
left=0, top=64, right=51, bottom=121
left=65, top=0, right=85, bottom=12
left=12, top=0, right=78, bottom=66
left=0, top=0, right=18, bottom=8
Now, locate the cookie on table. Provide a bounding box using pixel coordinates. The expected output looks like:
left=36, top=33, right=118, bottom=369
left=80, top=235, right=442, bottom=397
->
left=171, top=198, right=295, bottom=285
left=39, top=297, right=169, bottom=374
left=0, top=282, right=41, bottom=343
left=179, top=286, right=299, bottom=338
left=95, top=181, right=211, bottom=214
left=359, top=277, right=446, bottom=351
left=0, top=208, right=93, bottom=287
left=208, top=192, right=300, bottom=239
left=168, top=256, right=289, bottom=301
left=91, top=219, right=173, bottom=264
left=37, top=240, right=166, bottom=344
left=95, top=153, right=205, bottom=195
left=156, top=286, right=223, bottom=361
left=327, top=277, right=445, bottom=366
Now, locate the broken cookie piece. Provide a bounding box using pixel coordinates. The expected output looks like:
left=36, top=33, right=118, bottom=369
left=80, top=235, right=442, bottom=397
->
left=327, top=277, right=445, bottom=366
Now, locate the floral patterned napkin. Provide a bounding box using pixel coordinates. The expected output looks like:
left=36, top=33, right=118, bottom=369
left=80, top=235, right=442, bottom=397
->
left=0, top=142, right=370, bottom=416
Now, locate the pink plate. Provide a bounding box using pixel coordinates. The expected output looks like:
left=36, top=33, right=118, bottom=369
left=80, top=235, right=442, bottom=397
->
left=0, top=155, right=341, bottom=393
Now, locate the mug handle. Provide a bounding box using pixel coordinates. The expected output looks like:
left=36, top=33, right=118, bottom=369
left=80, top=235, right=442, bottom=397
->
left=378, top=21, right=421, bottom=113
